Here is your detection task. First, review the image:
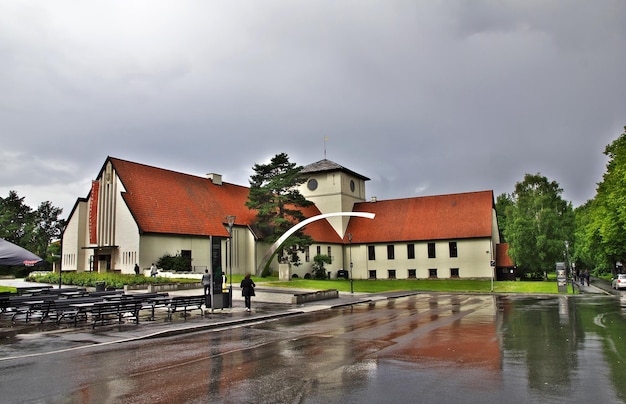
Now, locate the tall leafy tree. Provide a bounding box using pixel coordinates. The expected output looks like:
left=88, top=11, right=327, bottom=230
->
left=246, top=153, right=314, bottom=267
left=0, top=190, right=34, bottom=245
left=32, top=201, right=65, bottom=258
left=0, top=190, right=65, bottom=271
left=573, top=201, right=605, bottom=272
left=503, top=174, right=575, bottom=277
left=495, top=193, right=514, bottom=242
left=581, top=126, right=626, bottom=274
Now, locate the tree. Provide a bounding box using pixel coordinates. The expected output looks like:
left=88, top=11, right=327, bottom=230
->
left=495, top=193, right=514, bottom=242
left=0, top=190, right=65, bottom=274
left=578, top=126, right=626, bottom=275
left=32, top=201, right=65, bottom=258
left=573, top=201, right=605, bottom=272
left=156, top=252, right=191, bottom=272
left=0, top=190, right=34, bottom=245
left=245, top=153, right=314, bottom=267
left=502, top=174, right=575, bottom=277
left=311, top=254, right=332, bottom=280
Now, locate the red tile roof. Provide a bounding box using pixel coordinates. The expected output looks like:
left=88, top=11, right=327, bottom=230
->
left=496, top=243, right=515, bottom=267
left=346, top=190, right=495, bottom=243
left=107, top=157, right=342, bottom=242
left=104, top=157, right=495, bottom=245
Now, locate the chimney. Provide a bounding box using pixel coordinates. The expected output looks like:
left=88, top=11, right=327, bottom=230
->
left=207, top=173, right=222, bottom=185
left=370, top=196, right=377, bottom=202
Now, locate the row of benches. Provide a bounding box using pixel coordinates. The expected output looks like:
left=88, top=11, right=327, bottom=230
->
left=0, top=289, right=123, bottom=315
left=2, top=293, right=209, bottom=328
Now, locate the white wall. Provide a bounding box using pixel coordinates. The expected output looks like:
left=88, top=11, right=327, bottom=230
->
left=61, top=201, right=88, bottom=271
left=348, top=238, right=494, bottom=280
left=140, top=234, right=212, bottom=273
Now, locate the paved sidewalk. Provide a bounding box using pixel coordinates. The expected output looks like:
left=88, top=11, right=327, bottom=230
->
left=0, top=279, right=382, bottom=361
left=575, top=277, right=615, bottom=295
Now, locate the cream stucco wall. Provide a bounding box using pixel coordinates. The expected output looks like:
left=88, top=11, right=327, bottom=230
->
left=299, top=171, right=366, bottom=238
left=112, top=181, right=141, bottom=274
left=346, top=238, right=494, bottom=280
left=223, top=226, right=257, bottom=277
left=61, top=200, right=88, bottom=271
left=140, top=234, right=212, bottom=273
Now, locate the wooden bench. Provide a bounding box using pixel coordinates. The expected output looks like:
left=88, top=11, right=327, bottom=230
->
left=1, top=295, right=57, bottom=318
left=49, top=297, right=109, bottom=325
left=45, top=287, right=87, bottom=296
left=167, top=295, right=205, bottom=320
left=85, top=290, right=125, bottom=299
left=106, top=292, right=171, bottom=320
left=133, top=293, right=170, bottom=320
left=9, top=300, right=54, bottom=323
left=15, top=285, right=54, bottom=296
left=91, top=300, right=143, bottom=328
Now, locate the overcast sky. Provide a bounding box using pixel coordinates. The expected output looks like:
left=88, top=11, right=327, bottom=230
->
left=2, top=1, right=625, bottom=219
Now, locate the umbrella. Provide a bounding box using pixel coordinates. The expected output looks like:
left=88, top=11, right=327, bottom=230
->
left=0, top=238, right=43, bottom=266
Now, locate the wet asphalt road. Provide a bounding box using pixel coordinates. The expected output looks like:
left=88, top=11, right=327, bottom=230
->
left=2, top=291, right=625, bottom=404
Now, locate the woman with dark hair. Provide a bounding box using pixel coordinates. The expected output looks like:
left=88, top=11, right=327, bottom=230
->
left=240, top=274, right=256, bottom=311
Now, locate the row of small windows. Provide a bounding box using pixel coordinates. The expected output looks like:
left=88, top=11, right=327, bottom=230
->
left=369, top=242, right=458, bottom=260
left=302, top=246, right=333, bottom=263
left=298, top=242, right=458, bottom=264
left=368, top=268, right=460, bottom=279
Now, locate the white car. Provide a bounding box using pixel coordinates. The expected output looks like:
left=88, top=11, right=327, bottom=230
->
left=612, top=274, right=626, bottom=290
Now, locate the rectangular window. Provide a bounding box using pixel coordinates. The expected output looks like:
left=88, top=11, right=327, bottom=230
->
left=316, top=246, right=321, bottom=255
left=450, top=268, right=459, bottom=278
left=429, top=268, right=438, bottom=278
left=368, top=270, right=377, bottom=279
left=368, top=245, right=376, bottom=260
left=305, top=246, right=310, bottom=262
left=327, top=246, right=332, bottom=264
left=408, top=269, right=417, bottom=278
left=449, top=241, right=458, bottom=258
left=407, top=243, right=415, bottom=259
left=428, top=242, right=436, bottom=259
left=387, top=245, right=395, bottom=260
left=388, top=269, right=396, bottom=279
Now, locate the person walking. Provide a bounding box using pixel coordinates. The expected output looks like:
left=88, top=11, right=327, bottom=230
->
left=150, top=264, right=158, bottom=277
left=240, top=274, right=256, bottom=312
left=201, top=269, right=212, bottom=305
left=134, top=263, right=140, bottom=275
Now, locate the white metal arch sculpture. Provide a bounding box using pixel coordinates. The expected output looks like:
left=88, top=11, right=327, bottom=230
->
left=256, top=211, right=376, bottom=275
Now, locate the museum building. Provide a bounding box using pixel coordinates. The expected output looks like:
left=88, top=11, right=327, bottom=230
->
left=61, top=156, right=507, bottom=280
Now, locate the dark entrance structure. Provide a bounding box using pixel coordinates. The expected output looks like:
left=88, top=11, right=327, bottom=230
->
left=496, top=243, right=516, bottom=281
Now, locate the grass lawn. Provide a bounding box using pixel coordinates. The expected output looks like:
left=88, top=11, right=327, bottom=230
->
left=262, top=278, right=569, bottom=294
left=0, top=286, right=15, bottom=294
left=3, top=274, right=570, bottom=295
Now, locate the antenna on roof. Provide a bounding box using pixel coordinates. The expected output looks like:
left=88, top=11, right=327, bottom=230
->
left=324, top=136, right=328, bottom=159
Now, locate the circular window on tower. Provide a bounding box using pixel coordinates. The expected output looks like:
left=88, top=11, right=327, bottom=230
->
left=307, top=179, right=318, bottom=191
left=350, top=180, right=355, bottom=192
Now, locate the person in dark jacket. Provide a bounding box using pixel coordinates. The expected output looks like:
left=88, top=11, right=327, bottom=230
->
left=240, top=273, right=256, bottom=311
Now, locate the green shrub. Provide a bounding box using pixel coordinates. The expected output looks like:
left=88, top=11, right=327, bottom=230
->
left=27, top=271, right=197, bottom=289
left=156, top=253, right=191, bottom=272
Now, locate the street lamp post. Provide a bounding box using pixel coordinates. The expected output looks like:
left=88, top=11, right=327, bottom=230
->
left=226, top=215, right=236, bottom=308
left=348, top=233, right=353, bottom=294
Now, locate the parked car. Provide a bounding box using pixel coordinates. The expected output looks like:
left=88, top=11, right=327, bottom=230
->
left=612, top=274, right=626, bottom=290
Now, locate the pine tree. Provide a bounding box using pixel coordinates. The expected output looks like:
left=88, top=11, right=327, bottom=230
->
left=245, top=153, right=314, bottom=267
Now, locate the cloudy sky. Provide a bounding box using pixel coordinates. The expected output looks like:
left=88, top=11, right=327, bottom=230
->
left=1, top=1, right=625, bottom=219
